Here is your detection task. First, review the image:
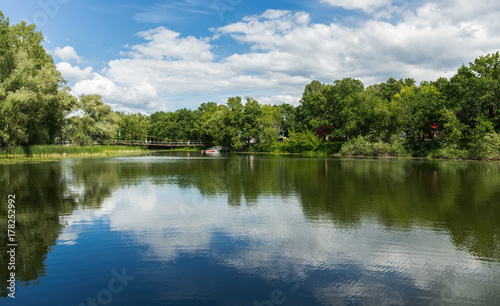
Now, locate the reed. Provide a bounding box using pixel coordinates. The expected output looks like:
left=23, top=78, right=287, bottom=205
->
left=0, top=145, right=145, bottom=158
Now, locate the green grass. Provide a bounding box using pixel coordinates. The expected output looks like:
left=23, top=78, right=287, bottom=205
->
left=164, top=146, right=203, bottom=152
left=1, top=145, right=145, bottom=158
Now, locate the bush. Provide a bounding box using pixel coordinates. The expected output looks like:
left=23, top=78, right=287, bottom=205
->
left=282, top=130, right=321, bottom=153
left=318, top=141, right=344, bottom=155
left=468, top=133, right=500, bottom=159
left=340, top=136, right=409, bottom=157
left=408, top=140, right=440, bottom=157
left=431, top=143, right=468, bottom=159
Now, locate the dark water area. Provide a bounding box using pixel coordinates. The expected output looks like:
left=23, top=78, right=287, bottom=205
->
left=1, top=152, right=500, bottom=305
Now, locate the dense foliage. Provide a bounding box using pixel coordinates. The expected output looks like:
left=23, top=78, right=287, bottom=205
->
left=0, top=12, right=76, bottom=149
left=1, top=11, right=499, bottom=159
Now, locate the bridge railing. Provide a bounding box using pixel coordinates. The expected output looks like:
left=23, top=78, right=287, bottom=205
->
left=106, top=140, right=206, bottom=146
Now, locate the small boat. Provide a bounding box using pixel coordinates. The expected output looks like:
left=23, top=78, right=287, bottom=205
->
left=201, top=146, right=228, bottom=154
left=203, top=148, right=219, bottom=153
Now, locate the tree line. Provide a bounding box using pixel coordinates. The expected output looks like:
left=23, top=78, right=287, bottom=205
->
left=1, top=11, right=499, bottom=158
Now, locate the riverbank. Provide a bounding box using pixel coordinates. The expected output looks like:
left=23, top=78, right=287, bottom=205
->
left=238, top=136, right=500, bottom=161
left=2, top=141, right=498, bottom=164
left=0, top=145, right=147, bottom=163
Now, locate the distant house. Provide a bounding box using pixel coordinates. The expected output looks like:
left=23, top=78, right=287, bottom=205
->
left=420, top=120, right=442, bottom=139
left=315, top=126, right=331, bottom=141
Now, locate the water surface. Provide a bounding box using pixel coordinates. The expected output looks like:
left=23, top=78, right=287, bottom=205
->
left=1, top=153, right=500, bottom=305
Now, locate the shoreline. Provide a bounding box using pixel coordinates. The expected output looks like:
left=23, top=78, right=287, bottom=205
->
left=0, top=145, right=147, bottom=164
left=236, top=151, right=500, bottom=162
left=2, top=145, right=499, bottom=164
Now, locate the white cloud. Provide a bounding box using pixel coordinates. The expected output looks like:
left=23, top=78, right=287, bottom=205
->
left=211, top=4, right=500, bottom=86
left=129, top=26, right=214, bottom=62
left=258, top=94, right=300, bottom=105
left=55, top=61, right=163, bottom=113
left=320, top=0, right=392, bottom=13
left=213, top=10, right=311, bottom=51
left=54, top=46, right=82, bottom=63
left=56, top=62, right=93, bottom=82
left=71, top=73, right=162, bottom=112
left=57, top=2, right=500, bottom=113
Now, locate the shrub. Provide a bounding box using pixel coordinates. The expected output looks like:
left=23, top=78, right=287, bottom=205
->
left=430, top=143, right=468, bottom=159
left=340, top=136, right=409, bottom=157
left=282, top=130, right=321, bottom=153
left=468, top=133, right=500, bottom=159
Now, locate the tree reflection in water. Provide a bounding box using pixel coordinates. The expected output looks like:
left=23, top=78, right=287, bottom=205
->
left=1, top=154, right=499, bottom=299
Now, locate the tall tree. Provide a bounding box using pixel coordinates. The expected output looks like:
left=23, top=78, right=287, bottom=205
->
left=196, top=102, right=219, bottom=143
left=65, top=94, right=119, bottom=145
left=257, top=104, right=282, bottom=147
left=117, top=112, right=150, bottom=141
left=242, top=97, right=262, bottom=145
left=0, top=11, right=77, bottom=149
left=448, top=52, right=500, bottom=130
left=325, top=78, right=365, bottom=140
left=296, top=80, right=328, bottom=130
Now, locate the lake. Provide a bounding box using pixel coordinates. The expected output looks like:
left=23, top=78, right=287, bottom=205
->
left=1, top=152, right=500, bottom=305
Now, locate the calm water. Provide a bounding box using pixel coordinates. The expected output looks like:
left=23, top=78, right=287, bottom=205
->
left=1, top=152, right=500, bottom=305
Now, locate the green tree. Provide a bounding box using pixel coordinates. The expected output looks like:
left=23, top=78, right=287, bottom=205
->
left=296, top=80, right=328, bottom=130
left=448, top=52, right=500, bottom=130
left=117, top=112, right=150, bottom=141
left=468, top=115, right=499, bottom=158
left=377, top=77, right=416, bottom=102
left=149, top=111, right=169, bottom=139
left=325, top=78, right=365, bottom=140
left=201, top=104, right=232, bottom=146
left=196, top=102, right=219, bottom=144
left=66, top=94, right=119, bottom=145
left=362, top=86, right=393, bottom=140
left=441, top=109, right=467, bottom=145
left=149, top=108, right=201, bottom=141
left=256, top=104, right=282, bottom=150
left=242, top=97, right=262, bottom=145
left=0, top=12, right=76, bottom=149
left=278, top=103, right=297, bottom=133
left=226, top=97, right=245, bottom=148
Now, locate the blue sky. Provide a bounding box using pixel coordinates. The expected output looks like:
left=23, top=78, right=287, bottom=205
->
left=1, top=0, right=499, bottom=113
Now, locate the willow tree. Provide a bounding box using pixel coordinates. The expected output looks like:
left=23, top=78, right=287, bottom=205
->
left=65, top=94, right=120, bottom=145
left=0, top=11, right=77, bottom=150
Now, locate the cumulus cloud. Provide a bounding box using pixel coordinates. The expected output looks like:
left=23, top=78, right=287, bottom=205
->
left=212, top=10, right=311, bottom=51
left=55, top=61, right=162, bottom=113
left=129, top=26, right=214, bottom=62
left=212, top=5, right=500, bottom=85
left=71, top=73, right=162, bottom=112
left=258, top=94, right=300, bottom=105
left=56, top=62, right=93, bottom=82
left=54, top=46, right=82, bottom=63
left=56, top=2, right=500, bottom=113
left=320, top=0, right=392, bottom=13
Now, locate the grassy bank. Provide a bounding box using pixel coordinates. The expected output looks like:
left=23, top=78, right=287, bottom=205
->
left=338, top=135, right=500, bottom=160
left=1, top=145, right=146, bottom=159
left=164, top=146, right=203, bottom=152
left=235, top=133, right=500, bottom=161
